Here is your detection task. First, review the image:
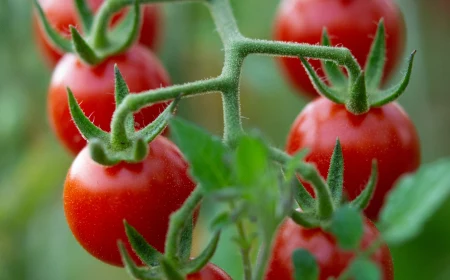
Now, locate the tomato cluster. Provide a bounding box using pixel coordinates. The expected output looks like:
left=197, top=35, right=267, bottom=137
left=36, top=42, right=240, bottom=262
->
left=33, top=0, right=418, bottom=278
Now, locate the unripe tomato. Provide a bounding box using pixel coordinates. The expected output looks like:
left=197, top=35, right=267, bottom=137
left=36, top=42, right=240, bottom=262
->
left=266, top=216, right=393, bottom=279
left=64, top=136, right=196, bottom=266
left=33, top=0, right=162, bottom=67
left=48, top=44, right=170, bottom=155
left=286, top=97, right=420, bottom=220
left=274, top=0, right=406, bottom=97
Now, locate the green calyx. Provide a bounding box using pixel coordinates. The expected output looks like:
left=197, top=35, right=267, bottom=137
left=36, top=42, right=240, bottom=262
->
left=68, top=65, right=181, bottom=165
left=289, top=139, right=378, bottom=229
left=33, top=0, right=142, bottom=65
left=119, top=188, right=221, bottom=280
left=302, top=20, right=416, bottom=115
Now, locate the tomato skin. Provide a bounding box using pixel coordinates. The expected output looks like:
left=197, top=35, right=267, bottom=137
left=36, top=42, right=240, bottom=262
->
left=48, top=44, right=170, bottom=155
left=286, top=97, right=420, bottom=220
left=187, top=263, right=232, bottom=280
left=33, top=0, right=161, bottom=67
left=274, top=0, right=406, bottom=97
left=266, top=217, right=393, bottom=280
left=63, top=136, right=196, bottom=267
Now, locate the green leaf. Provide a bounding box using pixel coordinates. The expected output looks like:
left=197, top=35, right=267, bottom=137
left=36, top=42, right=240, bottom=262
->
left=292, top=249, right=319, bottom=280
left=321, top=29, right=347, bottom=89
left=124, top=220, right=161, bottom=267
left=329, top=205, right=364, bottom=250
left=380, top=158, right=450, bottom=245
left=74, top=0, right=94, bottom=33
left=365, top=20, right=386, bottom=91
left=369, top=51, right=416, bottom=107
left=327, top=139, right=344, bottom=206
left=170, top=118, right=232, bottom=192
left=33, top=0, right=73, bottom=53
left=67, top=88, right=109, bottom=141
left=351, top=161, right=378, bottom=210
left=345, top=258, right=381, bottom=280
left=178, top=217, right=193, bottom=261
left=184, top=231, right=221, bottom=274
left=70, top=26, right=101, bottom=65
left=300, top=57, right=346, bottom=104
left=235, top=135, right=268, bottom=187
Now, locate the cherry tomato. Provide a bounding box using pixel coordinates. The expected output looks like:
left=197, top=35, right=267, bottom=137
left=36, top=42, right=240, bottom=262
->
left=266, top=216, right=393, bottom=280
left=286, top=97, right=420, bottom=220
left=64, top=136, right=196, bottom=266
left=187, top=263, right=232, bottom=280
left=33, top=0, right=161, bottom=67
left=48, top=44, right=170, bottom=155
left=274, top=0, right=406, bottom=97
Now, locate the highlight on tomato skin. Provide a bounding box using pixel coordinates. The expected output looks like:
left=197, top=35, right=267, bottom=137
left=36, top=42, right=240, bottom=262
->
left=63, top=136, right=196, bottom=267
left=33, top=0, right=162, bottom=67
left=265, top=216, right=394, bottom=280
left=273, top=0, right=406, bottom=97
left=286, top=97, right=421, bottom=220
left=187, top=263, right=232, bottom=280
left=47, top=44, right=170, bottom=155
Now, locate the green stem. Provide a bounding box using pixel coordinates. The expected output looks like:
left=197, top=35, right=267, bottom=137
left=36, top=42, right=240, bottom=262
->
left=253, top=232, right=275, bottom=280
left=111, top=77, right=224, bottom=142
left=235, top=217, right=252, bottom=280
left=239, top=38, right=361, bottom=84
left=165, top=187, right=203, bottom=261
left=207, top=0, right=243, bottom=45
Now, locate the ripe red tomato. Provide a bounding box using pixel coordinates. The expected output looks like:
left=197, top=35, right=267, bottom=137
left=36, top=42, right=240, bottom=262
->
left=187, top=263, right=232, bottom=280
left=48, top=44, right=170, bottom=155
left=33, top=0, right=161, bottom=67
left=64, top=136, right=196, bottom=266
left=274, top=0, right=406, bottom=97
left=286, top=97, right=420, bottom=220
left=266, top=216, right=393, bottom=280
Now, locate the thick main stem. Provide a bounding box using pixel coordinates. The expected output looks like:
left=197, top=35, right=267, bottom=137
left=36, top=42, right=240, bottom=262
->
left=253, top=232, right=276, bottom=280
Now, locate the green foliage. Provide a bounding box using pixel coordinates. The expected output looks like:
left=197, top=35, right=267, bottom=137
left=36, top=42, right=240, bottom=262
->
left=329, top=206, right=364, bottom=250
left=380, top=158, right=450, bottom=245
left=292, top=249, right=319, bottom=280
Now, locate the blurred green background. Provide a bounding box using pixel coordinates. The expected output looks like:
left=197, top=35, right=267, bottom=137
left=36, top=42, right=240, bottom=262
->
left=1, top=0, right=450, bottom=279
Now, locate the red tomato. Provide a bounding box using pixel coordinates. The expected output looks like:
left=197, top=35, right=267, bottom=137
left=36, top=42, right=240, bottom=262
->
left=33, top=0, right=161, bottom=67
left=286, top=97, right=420, bottom=220
left=64, top=136, right=196, bottom=266
left=266, top=216, right=393, bottom=280
left=274, top=0, right=406, bottom=97
left=187, top=263, right=232, bottom=280
left=48, top=44, right=170, bottom=155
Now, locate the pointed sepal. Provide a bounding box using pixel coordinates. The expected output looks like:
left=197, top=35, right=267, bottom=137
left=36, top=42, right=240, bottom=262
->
left=70, top=26, right=101, bottom=65
left=365, top=20, right=387, bottom=91
left=74, top=0, right=94, bottom=33
left=177, top=216, right=193, bottom=262
left=370, top=51, right=417, bottom=107
left=351, top=160, right=378, bottom=211
left=321, top=29, right=347, bottom=89
left=33, top=0, right=73, bottom=53
left=300, top=57, right=346, bottom=104
left=160, top=257, right=184, bottom=280
left=124, top=220, right=162, bottom=267
left=183, top=231, right=221, bottom=274
left=136, top=94, right=182, bottom=143
left=327, top=139, right=344, bottom=206
left=89, top=139, right=120, bottom=166
left=108, top=0, right=142, bottom=56
left=67, top=88, right=109, bottom=141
